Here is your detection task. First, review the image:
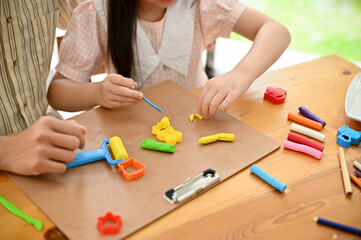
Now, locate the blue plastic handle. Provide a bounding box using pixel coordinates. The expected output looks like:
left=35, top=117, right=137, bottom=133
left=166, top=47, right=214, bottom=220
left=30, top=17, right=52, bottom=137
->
left=66, top=139, right=125, bottom=168
left=66, top=149, right=105, bottom=168
left=102, top=139, right=125, bottom=165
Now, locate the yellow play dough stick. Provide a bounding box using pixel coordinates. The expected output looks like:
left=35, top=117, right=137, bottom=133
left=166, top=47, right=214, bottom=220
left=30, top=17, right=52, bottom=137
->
left=199, top=133, right=235, bottom=144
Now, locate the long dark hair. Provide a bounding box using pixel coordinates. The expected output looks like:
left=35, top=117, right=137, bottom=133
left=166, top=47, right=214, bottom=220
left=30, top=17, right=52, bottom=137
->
left=107, top=0, right=138, bottom=78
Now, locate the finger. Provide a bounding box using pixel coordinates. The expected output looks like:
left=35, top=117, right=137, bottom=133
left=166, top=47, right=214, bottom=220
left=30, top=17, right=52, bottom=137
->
left=110, top=75, right=137, bottom=89
left=197, top=84, right=210, bottom=114
left=106, top=99, right=142, bottom=108
left=45, top=145, right=76, bottom=163
left=123, top=77, right=137, bottom=89
left=36, top=159, right=67, bottom=175
left=49, top=118, right=86, bottom=149
left=109, top=87, right=143, bottom=100
left=221, top=91, right=239, bottom=112
left=47, top=131, right=84, bottom=151
left=27, top=155, right=67, bottom=175
left=107, top=91, right=143, bottom=104
left=209, top=91, right=227, bottom=117
left=111, top=97, right=142, bottom=105
left=201, top=88, right=218, bottom=119
left=79, top=125, right=87, bottom=135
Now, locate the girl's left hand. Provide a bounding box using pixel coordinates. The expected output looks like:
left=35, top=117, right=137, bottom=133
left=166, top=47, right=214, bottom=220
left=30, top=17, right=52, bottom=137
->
left=197, top=70, right=253, bottom=119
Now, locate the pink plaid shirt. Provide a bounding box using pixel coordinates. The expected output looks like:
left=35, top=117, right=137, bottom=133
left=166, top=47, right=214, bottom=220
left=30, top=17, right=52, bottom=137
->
left=56, top=0, right=246, bottom=90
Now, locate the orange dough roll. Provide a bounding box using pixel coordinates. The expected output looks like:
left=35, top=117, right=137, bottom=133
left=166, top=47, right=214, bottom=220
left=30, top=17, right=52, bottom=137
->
left=349, top=174, right=361, bottom=189
left=288, top=112, right=323, bottom=130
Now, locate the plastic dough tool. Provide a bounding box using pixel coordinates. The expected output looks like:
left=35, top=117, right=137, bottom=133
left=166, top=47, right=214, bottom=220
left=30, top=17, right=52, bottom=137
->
left=143, top=96, right=164, bottom=113
left=66, top=136, right=128, bottom=168
left=0, top=195, right=43, bottom=231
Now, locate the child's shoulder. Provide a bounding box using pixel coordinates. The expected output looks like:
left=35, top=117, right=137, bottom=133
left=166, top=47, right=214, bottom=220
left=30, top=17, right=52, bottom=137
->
left=73, top=0, right=98, bottom=14
left=69, top=0, right=100, bottom=23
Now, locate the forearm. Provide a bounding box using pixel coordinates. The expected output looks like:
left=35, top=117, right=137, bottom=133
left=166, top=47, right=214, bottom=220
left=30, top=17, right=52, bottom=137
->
left=0, top=136, right=10, bottom=171
left=233, top=22, right=290, bottom=83
left=240, top=23, right=290, bottom=74
left=47, top=77, right=99, bottom=112
left=230, top=6, right=291, bottom=85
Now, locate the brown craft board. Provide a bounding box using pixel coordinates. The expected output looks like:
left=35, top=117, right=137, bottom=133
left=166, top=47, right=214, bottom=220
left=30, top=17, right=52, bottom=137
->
left=9, top=81, right=279, bottom=239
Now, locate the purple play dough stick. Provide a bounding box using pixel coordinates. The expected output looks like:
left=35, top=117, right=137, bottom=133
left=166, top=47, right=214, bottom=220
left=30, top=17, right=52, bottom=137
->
left=355, top=170, right=361, bottom=178
left=299, top=106, right=326, bottom=126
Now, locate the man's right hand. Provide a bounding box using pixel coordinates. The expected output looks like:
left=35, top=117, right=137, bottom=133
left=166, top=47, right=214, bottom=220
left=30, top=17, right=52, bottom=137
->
left=0, top=116, right=87, bottom=176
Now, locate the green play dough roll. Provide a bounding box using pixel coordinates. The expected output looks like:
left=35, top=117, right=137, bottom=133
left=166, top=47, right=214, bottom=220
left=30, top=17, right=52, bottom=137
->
left=141, top=139, right=175, bottom=153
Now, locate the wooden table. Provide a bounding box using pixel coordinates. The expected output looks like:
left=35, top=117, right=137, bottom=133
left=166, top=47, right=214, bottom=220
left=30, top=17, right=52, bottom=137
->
left=1, top=55, right=360, bottom=239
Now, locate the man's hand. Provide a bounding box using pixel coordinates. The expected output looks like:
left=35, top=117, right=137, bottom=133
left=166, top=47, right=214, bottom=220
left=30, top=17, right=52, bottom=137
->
left=0, top=116, right=87, bottom=175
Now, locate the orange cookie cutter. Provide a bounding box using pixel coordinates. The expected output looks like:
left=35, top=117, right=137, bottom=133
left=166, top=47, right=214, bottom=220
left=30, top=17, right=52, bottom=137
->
left=97, top=212, right=122, bottom=235
left=152, top=117, right=182, bottom=145
left=117, top=158, right=146, bottom=181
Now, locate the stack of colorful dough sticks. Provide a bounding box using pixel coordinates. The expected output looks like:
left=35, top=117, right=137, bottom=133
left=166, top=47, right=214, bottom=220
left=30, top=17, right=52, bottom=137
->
left=284, top=107, right=326, bottom=159
left=287, top=132, right=324, bottom=152
left=284, top=133, right=323, bottom=159
left=288, top=106, right=326, bottom=137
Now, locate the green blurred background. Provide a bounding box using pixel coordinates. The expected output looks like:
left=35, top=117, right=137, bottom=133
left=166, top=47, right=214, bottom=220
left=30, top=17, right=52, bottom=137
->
left=231, top=0, right=361, bottom=62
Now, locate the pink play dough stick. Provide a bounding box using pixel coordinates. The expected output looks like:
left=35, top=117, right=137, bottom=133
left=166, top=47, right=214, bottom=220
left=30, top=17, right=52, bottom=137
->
left=283, top=140, right=323, bottom=159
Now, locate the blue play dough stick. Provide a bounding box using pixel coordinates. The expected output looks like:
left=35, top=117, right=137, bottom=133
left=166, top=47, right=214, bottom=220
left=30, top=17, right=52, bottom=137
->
left=316, top=217, right=361, bottom=236
left=142, top=96, right=164, bottom=113
left=250, top=164, right=286, bottom=192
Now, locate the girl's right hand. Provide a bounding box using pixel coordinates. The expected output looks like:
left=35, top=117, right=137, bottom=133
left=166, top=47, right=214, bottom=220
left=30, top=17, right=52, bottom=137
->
left=95, top=73, right=144, bottom=108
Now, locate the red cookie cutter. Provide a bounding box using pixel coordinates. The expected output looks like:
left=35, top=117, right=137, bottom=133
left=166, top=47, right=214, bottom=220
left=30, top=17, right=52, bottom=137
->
left=264, top=86, right=287, bottom=104
left=97, top=212, right=122, bottom=235
left=117, top=157, right=146, bottom=180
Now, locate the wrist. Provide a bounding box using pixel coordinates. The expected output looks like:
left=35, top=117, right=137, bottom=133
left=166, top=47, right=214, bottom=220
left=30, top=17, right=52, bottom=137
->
left=92, top=82, right=102, bottom=107
left=0, top=136, right=14, bottom=171
left=229, top=67, right=255, bottom=86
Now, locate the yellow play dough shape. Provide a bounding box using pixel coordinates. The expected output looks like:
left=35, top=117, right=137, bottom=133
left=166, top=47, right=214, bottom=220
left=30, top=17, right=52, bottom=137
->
left=189, top=114, right=194, bottom=122
left=195, top=114, right=203, bottom=120
left=152, top=117, right=182, bottom=145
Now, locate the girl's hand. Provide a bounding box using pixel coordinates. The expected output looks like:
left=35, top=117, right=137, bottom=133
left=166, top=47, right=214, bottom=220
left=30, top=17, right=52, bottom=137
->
left=0, top=117, right=87, bottom=175
left=197, top=70, right=253, bottom=119
left=95, top=74, right=144, bottom=108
